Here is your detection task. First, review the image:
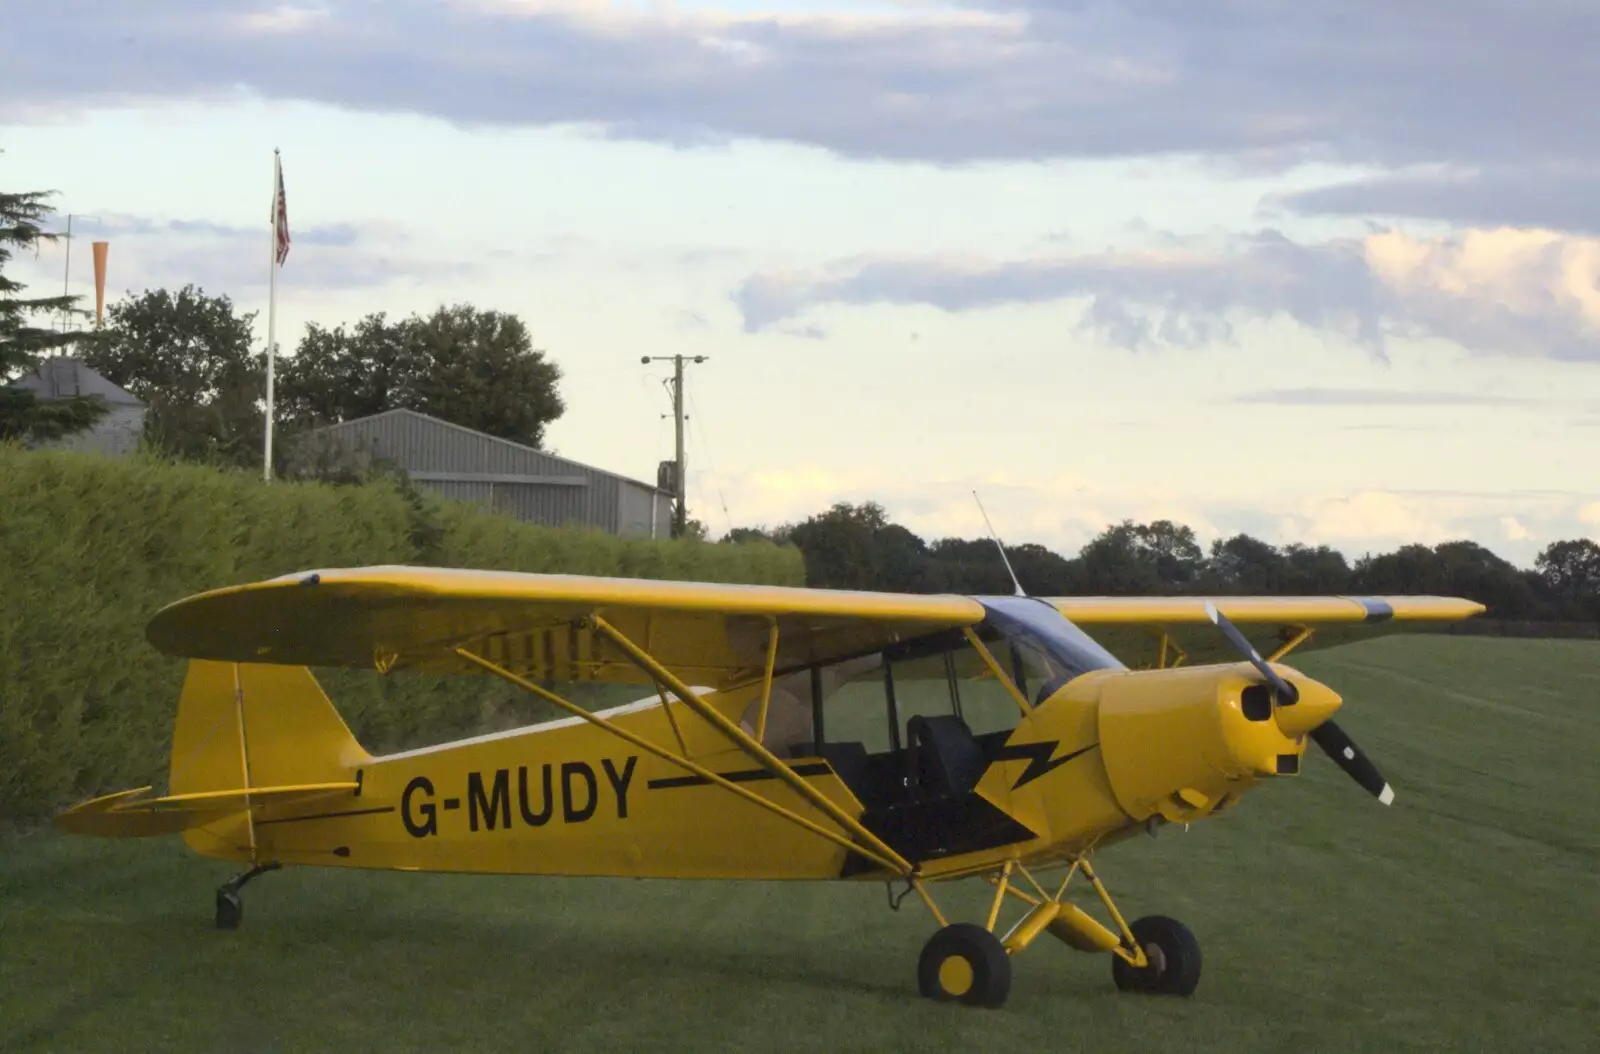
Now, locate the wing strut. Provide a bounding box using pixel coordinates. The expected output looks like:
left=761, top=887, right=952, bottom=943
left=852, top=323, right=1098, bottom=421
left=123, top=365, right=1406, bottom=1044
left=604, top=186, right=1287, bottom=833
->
left=453, top=646, right=912, bottom=877
left=1267, top=625, right=1314, bottom=662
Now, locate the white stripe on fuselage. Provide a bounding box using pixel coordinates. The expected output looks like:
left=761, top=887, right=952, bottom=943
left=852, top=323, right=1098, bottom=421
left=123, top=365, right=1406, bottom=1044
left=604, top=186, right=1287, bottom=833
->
left=369, top=689, right=717, bottom=763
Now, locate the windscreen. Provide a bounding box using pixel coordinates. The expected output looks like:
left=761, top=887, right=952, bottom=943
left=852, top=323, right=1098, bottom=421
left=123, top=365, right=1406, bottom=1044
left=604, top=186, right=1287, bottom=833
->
left=977, top=595, right=1126, bottom=702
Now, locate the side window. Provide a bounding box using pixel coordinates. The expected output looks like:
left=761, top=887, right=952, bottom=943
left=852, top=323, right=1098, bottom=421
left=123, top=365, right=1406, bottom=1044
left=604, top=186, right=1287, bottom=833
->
left=821, top=673, right=894, bottom=754
left=812, top=635, right=1033, bottom=757
left=956, top=674, right=1025, bottom=737
left=885, top=653, right=964, bottom=747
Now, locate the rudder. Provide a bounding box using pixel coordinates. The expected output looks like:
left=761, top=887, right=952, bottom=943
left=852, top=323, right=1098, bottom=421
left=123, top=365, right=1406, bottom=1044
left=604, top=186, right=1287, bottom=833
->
left=168, top=660, right=370, bottom=796
left=168, top=660, right=371, bottom=859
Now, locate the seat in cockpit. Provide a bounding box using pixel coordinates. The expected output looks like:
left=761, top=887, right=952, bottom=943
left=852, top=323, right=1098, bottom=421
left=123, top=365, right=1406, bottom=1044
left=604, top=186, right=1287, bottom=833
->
left=907, top=714, right=986, bottom=798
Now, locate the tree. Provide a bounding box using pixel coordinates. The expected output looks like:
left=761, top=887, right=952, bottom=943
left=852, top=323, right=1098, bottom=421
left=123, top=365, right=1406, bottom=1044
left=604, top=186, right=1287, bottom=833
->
left=0, top=182, right=107, bottom=440
left=1535, top=539, right=1600, bottom=618
left=1432, top=540, right=1547, bottom=619
left=1281, top=543, right=1352, bottom=594
left=85, top=285, right=264, bottom=468
left=1005, top=542, right=1083, bottom=596
left=1077, top=521, right=1163, bottom=595
left=786, top=501, right=897, bottom=590
left=1130, top=520, right=1204, bottom=590
left=274, top=312, right=412, bottom=429
left=277, top=304, right=565, bottom=448
left=1205, top=534, right=1288, bottom=593
left=723, top=526, right=789, bottom=546
left=1351, top=539, right=1549, bottom=619
left=870, top=523, right=931, bottom=592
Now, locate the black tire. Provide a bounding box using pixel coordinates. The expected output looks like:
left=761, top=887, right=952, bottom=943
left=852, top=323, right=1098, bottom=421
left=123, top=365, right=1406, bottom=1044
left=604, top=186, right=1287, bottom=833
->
left=917, top=923, right=1012, bottom=1008
left=215, top=890, right=242, bottom=931
left=1111, top=915, right=1201, bottom=996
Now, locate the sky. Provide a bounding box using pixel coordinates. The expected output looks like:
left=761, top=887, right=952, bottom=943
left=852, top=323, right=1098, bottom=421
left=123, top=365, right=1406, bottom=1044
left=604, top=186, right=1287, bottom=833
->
left=3, top=0, right=1597, bottom=567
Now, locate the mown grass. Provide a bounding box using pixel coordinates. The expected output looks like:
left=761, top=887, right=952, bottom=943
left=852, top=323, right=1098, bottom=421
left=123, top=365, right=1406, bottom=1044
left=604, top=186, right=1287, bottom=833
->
left=2, top=636, right=1597, bottom=1052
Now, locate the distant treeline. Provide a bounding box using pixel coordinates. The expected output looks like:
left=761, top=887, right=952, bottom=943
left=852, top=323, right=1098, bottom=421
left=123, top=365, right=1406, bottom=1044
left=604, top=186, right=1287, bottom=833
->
left=725, top=502, right=1600, bottom=622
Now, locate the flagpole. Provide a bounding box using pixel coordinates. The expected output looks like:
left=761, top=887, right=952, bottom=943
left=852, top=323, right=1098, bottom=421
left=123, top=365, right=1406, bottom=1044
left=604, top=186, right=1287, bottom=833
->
left=264, top=148, right=280, bottom=482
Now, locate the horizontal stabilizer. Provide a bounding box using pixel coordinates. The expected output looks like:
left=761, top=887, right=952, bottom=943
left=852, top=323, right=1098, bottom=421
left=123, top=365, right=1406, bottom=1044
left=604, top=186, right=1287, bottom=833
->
left=54, top=782, right=359, bottom=838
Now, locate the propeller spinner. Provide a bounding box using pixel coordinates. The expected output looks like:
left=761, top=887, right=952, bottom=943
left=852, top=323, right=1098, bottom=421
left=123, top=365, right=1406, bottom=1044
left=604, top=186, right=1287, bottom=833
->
left=1203, top=601, right=1395, bottom=806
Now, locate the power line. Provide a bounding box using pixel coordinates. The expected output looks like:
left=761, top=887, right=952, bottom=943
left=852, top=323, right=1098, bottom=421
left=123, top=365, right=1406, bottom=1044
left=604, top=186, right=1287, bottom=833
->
left=684, top=383, right=734, bottom=537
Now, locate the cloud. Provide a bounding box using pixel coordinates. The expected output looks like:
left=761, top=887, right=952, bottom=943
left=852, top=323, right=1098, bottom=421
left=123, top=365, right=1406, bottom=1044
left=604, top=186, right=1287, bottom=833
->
left=731, top=226, right=1600, bottom=362
left=1232, top=388, right=1542, bottom=408
left=1271, top=490, right=1591, bottom=562
left=1573, top=501, right=1600, bottom=544
left=1501, top=516, right=1533, bottom=542
left=695, top=462, right=1225, bottom=553
left=2, top=0, right=1595, bottom=176
left=241, top=4, right=330, bottom=34
left=16, top=212, right=473, bottom=300
left=1281, top=492, right=1460, bottom=550
left=74, top=214, right=360, bottom=248
left=1582, top=502, right=1600, bottom=543
left=1272, top=165, right=1600, bottom=236
left=693, top=462, right=1584, bottom=567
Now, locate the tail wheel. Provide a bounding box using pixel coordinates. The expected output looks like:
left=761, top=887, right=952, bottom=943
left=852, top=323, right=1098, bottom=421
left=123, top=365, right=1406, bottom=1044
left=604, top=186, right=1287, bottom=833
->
left=215, top=889, right=243, bottom=931
left=1111, top=915, right=1201, bottom=996
left=918, top=923, right=1012, bottom=1008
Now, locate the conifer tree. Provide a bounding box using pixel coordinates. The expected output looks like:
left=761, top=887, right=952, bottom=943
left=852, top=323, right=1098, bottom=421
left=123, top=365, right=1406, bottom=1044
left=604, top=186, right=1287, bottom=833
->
left=0, top=178, right=107, bottom=439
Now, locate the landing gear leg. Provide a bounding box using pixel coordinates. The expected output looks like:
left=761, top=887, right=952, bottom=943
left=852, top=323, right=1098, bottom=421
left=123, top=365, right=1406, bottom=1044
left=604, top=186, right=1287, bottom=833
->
left=1110, top=915, right=1202, bottom=996
left=1078, top=859, right=1201, bottom=997
left=981, top=855, right=1203, bottom=999
left=215, top=861, right=280, bottom=930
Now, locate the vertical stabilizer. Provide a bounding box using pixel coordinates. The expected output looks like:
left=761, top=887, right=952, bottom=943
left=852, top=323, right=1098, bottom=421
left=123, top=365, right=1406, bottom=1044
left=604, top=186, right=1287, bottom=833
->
left=167, top=660, right=370, bottom=859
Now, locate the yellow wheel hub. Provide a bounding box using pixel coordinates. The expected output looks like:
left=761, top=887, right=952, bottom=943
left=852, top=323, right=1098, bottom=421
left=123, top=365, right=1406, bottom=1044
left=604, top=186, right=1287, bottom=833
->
left=938, top=954, right=974, bottom=997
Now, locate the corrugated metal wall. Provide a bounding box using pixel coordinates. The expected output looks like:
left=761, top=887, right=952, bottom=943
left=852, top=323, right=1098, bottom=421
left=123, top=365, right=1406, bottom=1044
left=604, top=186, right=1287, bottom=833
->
left=310, top=410, right=670, bottom=537
left=618, top=479, right=671, bottom=538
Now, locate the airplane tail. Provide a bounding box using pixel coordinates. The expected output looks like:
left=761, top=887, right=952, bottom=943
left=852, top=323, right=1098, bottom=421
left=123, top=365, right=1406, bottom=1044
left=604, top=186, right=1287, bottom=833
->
left=55, top=661, right=370, bottom=856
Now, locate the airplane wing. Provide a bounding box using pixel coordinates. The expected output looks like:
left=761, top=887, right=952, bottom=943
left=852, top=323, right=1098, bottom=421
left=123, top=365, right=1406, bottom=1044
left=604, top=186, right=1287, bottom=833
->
left=145, top=566, right=1485, bottom=686
left=1041, top=595, right=1485, bottom=666
left=145, top=566, right=988, bottom=688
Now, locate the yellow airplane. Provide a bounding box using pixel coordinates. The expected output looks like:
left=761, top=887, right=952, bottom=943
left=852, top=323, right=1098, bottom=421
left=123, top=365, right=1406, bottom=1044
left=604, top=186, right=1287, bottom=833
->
left=56, top=566, right=1483, bottom=1008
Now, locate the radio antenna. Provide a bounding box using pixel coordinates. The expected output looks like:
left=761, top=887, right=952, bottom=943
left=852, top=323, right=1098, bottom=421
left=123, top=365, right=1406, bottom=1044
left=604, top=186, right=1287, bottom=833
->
left=973, top=490, right=1025, bottom=596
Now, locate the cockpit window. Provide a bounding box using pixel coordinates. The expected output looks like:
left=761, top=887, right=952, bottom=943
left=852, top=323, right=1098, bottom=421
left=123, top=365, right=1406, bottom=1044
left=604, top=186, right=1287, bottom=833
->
left=791, top=597, right=1125, bottom=759
left=976, top=596, right=1126, bottom=702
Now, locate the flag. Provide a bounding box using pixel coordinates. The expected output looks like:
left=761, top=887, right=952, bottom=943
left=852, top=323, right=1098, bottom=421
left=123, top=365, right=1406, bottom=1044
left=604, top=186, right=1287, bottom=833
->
left=272, top=158, right=291, bottom=265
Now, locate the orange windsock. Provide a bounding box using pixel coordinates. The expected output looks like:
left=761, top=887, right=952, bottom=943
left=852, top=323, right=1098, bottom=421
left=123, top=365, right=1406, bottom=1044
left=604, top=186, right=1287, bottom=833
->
left=92, top=241, right=109, bottom=328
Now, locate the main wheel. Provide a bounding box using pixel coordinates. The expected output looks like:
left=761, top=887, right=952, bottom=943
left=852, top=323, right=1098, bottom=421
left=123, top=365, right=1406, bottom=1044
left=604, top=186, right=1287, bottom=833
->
left=215, top=889, right=243, bottom=931
left=917, top=923, right=1012, bottom=1008
left=1111, top=915, right=1200, bottom=996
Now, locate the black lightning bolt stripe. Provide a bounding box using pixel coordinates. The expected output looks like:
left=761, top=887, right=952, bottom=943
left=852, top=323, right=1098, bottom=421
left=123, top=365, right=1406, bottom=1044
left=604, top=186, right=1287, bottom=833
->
left=255, top=805, right=396, bottom=826
left=647, top=763, right=833, bottom=790
left=989, top=741, right=1098, bottom=790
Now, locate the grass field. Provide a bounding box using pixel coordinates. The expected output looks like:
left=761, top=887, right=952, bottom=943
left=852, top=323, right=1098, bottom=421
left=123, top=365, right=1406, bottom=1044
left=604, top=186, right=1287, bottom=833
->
left=3, top=636, right=1597, bottom=1052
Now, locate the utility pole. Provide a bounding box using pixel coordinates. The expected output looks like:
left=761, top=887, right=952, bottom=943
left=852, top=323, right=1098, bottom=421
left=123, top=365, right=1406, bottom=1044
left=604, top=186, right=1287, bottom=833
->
left=642, top=354, right=707, bottom=537
left=54, top=213, right=100, bottom=339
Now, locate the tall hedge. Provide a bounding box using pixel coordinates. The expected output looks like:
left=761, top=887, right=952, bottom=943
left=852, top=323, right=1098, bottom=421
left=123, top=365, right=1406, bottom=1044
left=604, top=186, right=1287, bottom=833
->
left=0, top=445, right=803, bottom=820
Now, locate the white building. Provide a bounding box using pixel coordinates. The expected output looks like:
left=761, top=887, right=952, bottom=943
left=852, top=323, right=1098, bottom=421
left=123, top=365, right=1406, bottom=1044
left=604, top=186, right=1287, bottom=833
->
left=9, top=357, right=147, bottom=456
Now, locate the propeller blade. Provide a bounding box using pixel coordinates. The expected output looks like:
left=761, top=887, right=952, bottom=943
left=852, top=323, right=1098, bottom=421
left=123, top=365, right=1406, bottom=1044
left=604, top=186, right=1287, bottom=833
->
left=1203, top=600, right=1299, bottom=704
left=1309, top=720, right=1395, bottom=805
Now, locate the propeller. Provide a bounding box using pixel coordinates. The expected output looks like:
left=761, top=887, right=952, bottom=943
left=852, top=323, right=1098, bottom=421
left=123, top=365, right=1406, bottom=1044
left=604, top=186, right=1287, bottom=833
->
left=1202, top=600, right=1395, bottom=806
left=1307, top=720, right=1395, bottom=805
left=1203, top=601, right=1298, bottom=704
